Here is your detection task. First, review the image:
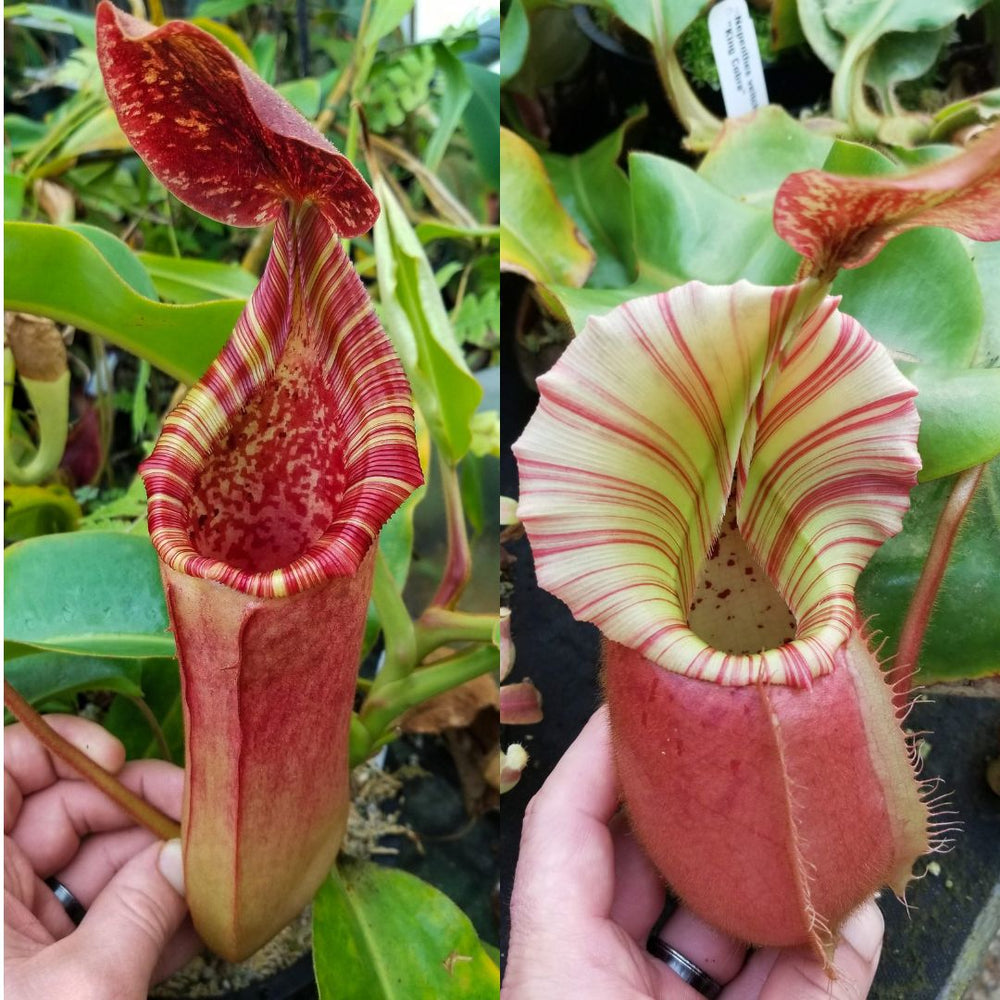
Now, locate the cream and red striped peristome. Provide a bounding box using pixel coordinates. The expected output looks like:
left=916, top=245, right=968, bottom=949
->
left=140, top=202, right=422, bottom=597
left=513, top=281, right=920, bottom=687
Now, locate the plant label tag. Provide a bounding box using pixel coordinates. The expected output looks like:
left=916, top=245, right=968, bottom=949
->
left=708, top=0, right=768, bottom=118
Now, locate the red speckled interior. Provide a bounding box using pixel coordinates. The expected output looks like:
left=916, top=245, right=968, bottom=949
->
left=189, top=341, right=345, bottom=574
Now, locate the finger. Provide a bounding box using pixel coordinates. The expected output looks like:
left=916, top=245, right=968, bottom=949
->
left=608, top=813, right=666, bottom=941
left=69, top=839, right=188, bottom=995
left=647, top=904, right=748, bottom=998
left=4, top=716, right=125, bottom=833
left=54, top=826, right=158, bottom=907
left=512, top=707, right=619, bottom=921
left=10, top=759, right=184, bottom=876
left=53, top=834, right=203, bottom=983
left=754, top=899, right=884, bottom=1000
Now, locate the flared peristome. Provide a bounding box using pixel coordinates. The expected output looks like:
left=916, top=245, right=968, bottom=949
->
left=514, top=281, right=920, bottom=686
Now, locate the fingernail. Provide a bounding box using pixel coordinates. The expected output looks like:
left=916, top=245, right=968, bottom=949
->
left=158, top=839, right=185, bottom=896
left=839, top=897, right=884, bottom=964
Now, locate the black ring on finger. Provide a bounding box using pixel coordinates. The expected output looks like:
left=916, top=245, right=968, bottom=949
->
left=45, top=876, right=87, bottom=926
left=646, top=935, right=724, bottom=999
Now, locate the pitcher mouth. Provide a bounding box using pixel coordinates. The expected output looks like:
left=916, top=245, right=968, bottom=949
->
left=514, top=281, right=920, bottom=689
left=140, top=203, right=422, bottom=599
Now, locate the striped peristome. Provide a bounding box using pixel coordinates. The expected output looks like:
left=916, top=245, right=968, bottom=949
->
left=140, top=202, right=423, bottom=598
left=513, top=281, right=920, bottom=687
left=774, top=124, right=1000, bottom=274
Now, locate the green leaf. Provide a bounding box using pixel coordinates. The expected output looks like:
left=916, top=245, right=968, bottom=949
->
left=4, top=222, right=239, bottom=382
left=4, top=653, right=143, bottom=711
left=364, top=0, right=414, bottom=46
left=425, top=43, right=472, bottom=170
left=832, top=228, right=983, bottom=367
left=362, top=487, right=424, bottom=657
left=698, top=106, right=834, bottom=206
left=4, top=532, right=173, bottom=659
left=313, top=860, right=500, bottom=1000
left=500, top=0, right=530, bottom=84
left=541, top=116, right=638, bottom=288
left=461, top=64, right=500, bottom=190
left=415, top=220, right=499, bottom=243
left=192, top=0, right=259, bottom=18
left=11, top=3, right=96, bottom=48
left=597, top=0, right=707, bottom=48
left=905, top=366, right=1000, bottom=481
left=5, top=174, right=26, bottom=220
left=499, top=127, right=594, bottom=287
left=970, top=239, right=1000, bottom=366
left=275, top=77, right=322, bottom=118
left=64, top=223, right=158, bottom=298
left=103, top=658, right=184, bottom=762
left=251, top=32, right=277, bottom=83
left=57, top=105, right=130, bottom=161
left=136, top=252, right=258, bottom=304
left=629, top=152, right=797, bottom=287
left=373, top=179, right=483, bottom=463
left=857, top=458, right=1000, bottom=684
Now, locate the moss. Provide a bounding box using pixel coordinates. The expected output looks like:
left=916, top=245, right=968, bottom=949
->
left=677, top=8, right=774, bottom=92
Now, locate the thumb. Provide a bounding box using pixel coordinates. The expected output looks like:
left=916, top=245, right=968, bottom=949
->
left=73, top=839, right=188, bottom=991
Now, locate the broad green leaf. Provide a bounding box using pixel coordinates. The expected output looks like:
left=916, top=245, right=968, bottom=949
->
left=4, top=222, right=239, bottom=382
left=373, top=178, right=483, bottom=463
left=313, top=860, right=500, bottom=1000
left=4, top=653, right=143, bottom=712
left=970, top=238, right=1000, bottom=366
left=461, top=64, right=500, bottom=190
left=4, top=532, right=173, bottom=658
left=136, top=252, right=258, bottom=304
left=275, top=77, right=322, bottom=118
left=542, top=116, right=638, bottom=288
left=630, top=152, right=798, bottom=287
left=499, top=128, right=594, bottom=287
left=906, top=366, right=1000, bottom=481
left=832, top=228, right=983, bottom=367
left=857, top=458, right=1000, bottom=683
left=698, top=106, right=833, bottom=206
left=103, top=658, right=184, bottom=762
left=500, top=0, right=530, bottom=84
left=425, top=43, right=472, bottom=170
left=65, top=222, right=158, bottom=298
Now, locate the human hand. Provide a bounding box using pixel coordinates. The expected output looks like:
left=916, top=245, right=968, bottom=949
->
left=504, top=706, right=884, bottom=999
left=4, top=714, right=201, bottom=999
